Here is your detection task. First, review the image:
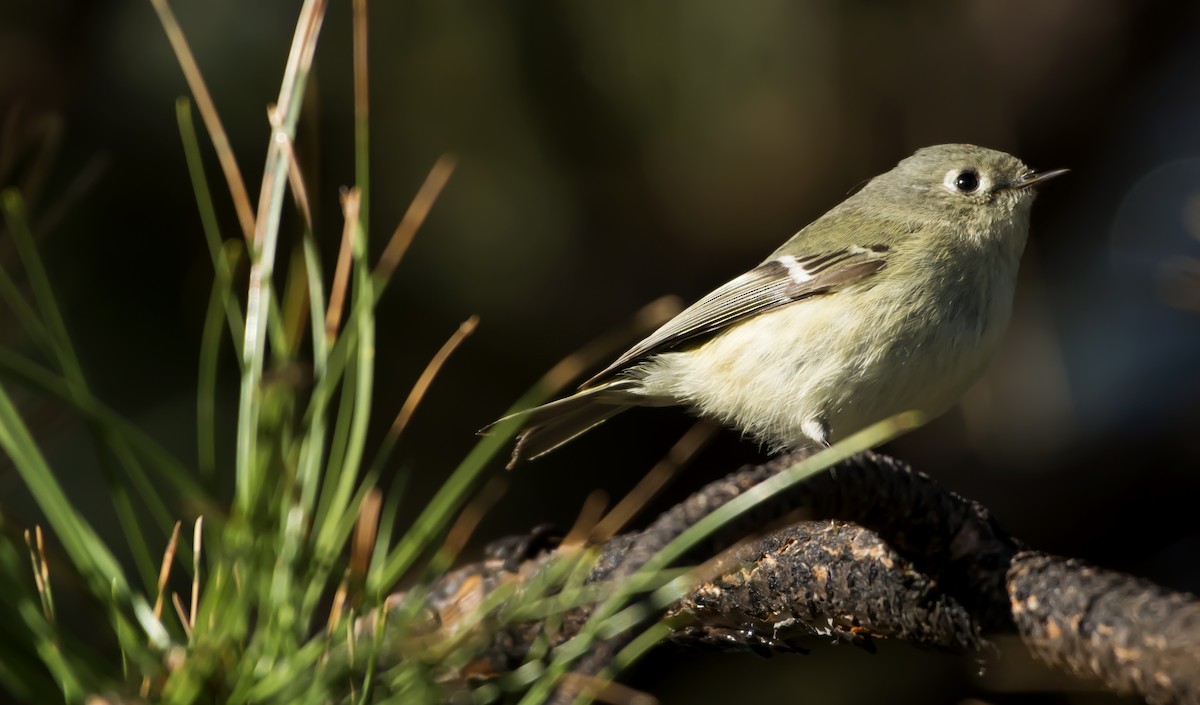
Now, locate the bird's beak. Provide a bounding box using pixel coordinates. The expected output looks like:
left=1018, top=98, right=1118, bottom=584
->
left=1015, top=168, right=1069, bottom=190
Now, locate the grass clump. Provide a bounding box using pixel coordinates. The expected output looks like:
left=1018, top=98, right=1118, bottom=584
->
left=0, top=3, right=904, bottom=702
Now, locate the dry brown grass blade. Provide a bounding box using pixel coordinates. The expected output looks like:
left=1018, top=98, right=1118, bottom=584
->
left=148, top=0, right=257, bottom=242
left=326, top=578, right=349, bottom=634
left=268, top=104, right=315, bottom=231
left=562, top=490, right=610, bottom=549
left=387, top=315, right=480, bottom=440
left=352, top=0, right=369, bottom=200
left=23, top=526, right=53, bottom=621
left=437, top=476, right=508, bottom=566
left=153, top=521, right=183, bottom=621
left=171, top=593, right=191, bottom=640
left=373, top=155, right=457, bottom=283
left=325, top=187, right=361, bottom=342
left=143, top=520, right=182, bottom=697
left=480, top=295, right=683, bottom=472
left=351, top=489, right=382, bottom=579
left=34, top=526, right=50, bottom=610
left=590, top=421, right=718, bottom=543
left=537, top=295, right=683, bottom=392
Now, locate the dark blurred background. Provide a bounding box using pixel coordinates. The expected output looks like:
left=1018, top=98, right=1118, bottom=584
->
left=3, top=1, right=1200, bottom=702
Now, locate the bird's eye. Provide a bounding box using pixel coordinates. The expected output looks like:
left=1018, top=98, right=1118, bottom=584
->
left=954, top=169, right=980, bottom=193
left=942, top=168, right=988, bottom=196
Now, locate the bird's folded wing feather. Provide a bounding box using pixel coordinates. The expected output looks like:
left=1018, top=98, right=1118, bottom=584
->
left=583, top=246, right=889, bottom=386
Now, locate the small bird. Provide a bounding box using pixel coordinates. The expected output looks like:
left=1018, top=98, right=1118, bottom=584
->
left=487, top=144, right=1066, bottom=468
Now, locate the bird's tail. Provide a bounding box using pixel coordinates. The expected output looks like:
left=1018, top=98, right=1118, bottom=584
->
left=481, top=380, right=641, bottom=468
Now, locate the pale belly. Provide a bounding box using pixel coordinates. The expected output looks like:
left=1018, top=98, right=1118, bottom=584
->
left=639, top=280, right=1013, bottom=449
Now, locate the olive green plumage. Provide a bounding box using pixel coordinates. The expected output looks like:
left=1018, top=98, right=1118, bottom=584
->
left=485, top=144, right=1066, bottom=468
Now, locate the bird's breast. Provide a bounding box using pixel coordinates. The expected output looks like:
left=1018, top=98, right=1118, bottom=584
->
left=641, top=256, right=1020, bottom=449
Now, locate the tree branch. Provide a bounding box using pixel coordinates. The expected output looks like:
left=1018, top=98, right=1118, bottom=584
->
left=384, top=450, right=1200, bottom=704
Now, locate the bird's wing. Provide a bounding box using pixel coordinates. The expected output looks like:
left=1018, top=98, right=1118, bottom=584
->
left=582, top=246, right=889, bottom=387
